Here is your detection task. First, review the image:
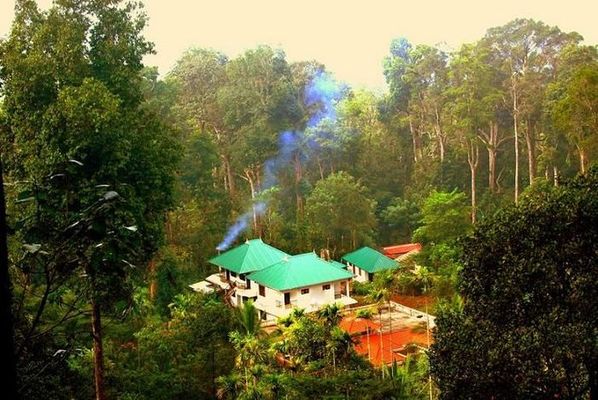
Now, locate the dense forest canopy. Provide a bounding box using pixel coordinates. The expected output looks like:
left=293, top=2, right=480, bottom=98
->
left=0, top=1, right=596, bottom=399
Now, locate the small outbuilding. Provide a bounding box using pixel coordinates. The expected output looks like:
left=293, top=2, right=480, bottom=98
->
left=342, top=246, right=399, bottom=283
left=382, top=243, right=422, bottom=261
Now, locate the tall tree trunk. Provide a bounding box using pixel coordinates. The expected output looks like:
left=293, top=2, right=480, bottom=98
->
left=513, top=87, right=520, bottom=204
left=425, top=297, right=433, bottom=400
left=294, top=151, right=304, bottom=218
left=487, top=147, right=497, bottom=193
left=18, top=264, right=51, bottom=356
left=524, top=119, right=536, bottom=185
left=243, top=168, right=261, bottom=238
left=366, top=327, right=371, bottom=362
left=316, top=156, right=325, bottom=180
left=379, top=312, right=384, bottom=377
left=435, top=107, right=445, bottom=163
left=387, top=300, right=393, bottom=334
left=222, top=154, right=235, bottom=196
left=467, top=140, right=480, bottom=224
left=409, top=119, right=421, bottom=163
left=479, top=121, right=504, bottom=194
left=587, top=357, right=597, bottom=400
left=91, top=297, right=106, bottom=400
left=578, top=147, right=587, bottom=174
left=553, top=166, right=559, bottom=186
left=249, top=176, right=257, bottom=235
left=148, top=259, right=157, bottom=301
left=0, top=158, right=18, bottom=400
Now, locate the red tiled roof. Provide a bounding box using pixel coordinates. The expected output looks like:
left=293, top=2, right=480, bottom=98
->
left=382, top=243, right=422, bottom=258
left=339, top=316, right=381, bottom=335
left=354, top=328, right=430, bottom=366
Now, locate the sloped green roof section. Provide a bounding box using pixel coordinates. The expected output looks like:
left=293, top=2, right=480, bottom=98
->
left=341, top=246, right=399, bottom=273
left=330, top=260, right=348, bottom=270
left=208, top=239, right=289, bottom=275
left=248, top=253, right=353, bottom=291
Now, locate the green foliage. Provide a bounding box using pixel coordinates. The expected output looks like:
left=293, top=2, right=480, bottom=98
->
left=109, top=294, right=236, bottom=400
left=235, top=300, right=262, bottom=337
left=413, top=190, right=471, bottom=245
left=154, top=252, right=184, bottom=317
left=545, top=44, right=598, bottom=172
left=1, top=1, right=179, bottom=397
left=306, top=171, right=377, bottom=255
left=381, top=197, right=421, bottom=243
left=2, top=6, right=597, bottom=398
left=351, top=280, right=375, bottom=296
left=430, top=167, right=598, bottom=399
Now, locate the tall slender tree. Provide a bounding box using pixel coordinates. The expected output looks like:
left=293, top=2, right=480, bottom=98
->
left=1, top=2, right=179, bottom=398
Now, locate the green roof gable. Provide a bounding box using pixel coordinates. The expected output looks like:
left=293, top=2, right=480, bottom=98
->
left=248, top=253, right=353, bottom=291
left=341, top=246, right=399, bottom=273
left=208, top=239, right=288, bottom=275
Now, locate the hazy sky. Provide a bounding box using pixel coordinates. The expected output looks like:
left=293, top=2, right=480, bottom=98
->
left=1, top=0, right=597, bottom=90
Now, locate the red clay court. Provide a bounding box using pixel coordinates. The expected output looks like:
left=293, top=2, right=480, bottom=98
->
left=353, top=327, right=431, bottom=366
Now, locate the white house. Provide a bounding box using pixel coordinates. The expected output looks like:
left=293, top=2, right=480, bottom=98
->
left=191, top=240, right=357, bottom=321
left=247, top=252, right=356, bottom=321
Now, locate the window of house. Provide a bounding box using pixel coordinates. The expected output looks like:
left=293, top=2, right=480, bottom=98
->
left=230, top=272, right=237, bottom=278
left=301, top=288, right=310, bottom=295
left=322, top=284, right=331, bottom=290
left=259, top=285, right=265, bottom=297
left=246, top=279, right=251, bottom=290
left=359, top=269, right=363, bottom=276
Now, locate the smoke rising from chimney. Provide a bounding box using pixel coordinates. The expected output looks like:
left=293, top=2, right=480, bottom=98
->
left=216, top=70, right=347, bottom=251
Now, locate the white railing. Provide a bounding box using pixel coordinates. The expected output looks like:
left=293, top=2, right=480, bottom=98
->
left=390, top=301, right=436, bottom=328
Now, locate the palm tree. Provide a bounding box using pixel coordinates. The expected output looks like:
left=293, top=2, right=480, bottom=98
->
left=229, top=330, right=269, bottom=390
left=262, top=373, right=288, bottom=399
left=375, top=270, right=396, bottom=333
left=216, top=373, right=242, bottom=400
left=326, top=326, right=354, bottom=373
left=236, top=300, right=262, bottom=337
left=368, top=289, right=386, bottom=375
left=356, top=308, right=373, bottom=362
left=318, top=302, right=342, bottom=327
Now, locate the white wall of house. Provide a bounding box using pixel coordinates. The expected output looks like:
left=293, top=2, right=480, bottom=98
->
left=253, top=284, right=285, bottom=321
left=253, top=279, right=352, bottom=321
left=346, top=262, right=372, bottom=283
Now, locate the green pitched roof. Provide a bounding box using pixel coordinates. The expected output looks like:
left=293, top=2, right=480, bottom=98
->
left=248, top=253, right=353, bottom=291
left=341, top=246, right=399, bottom=273
left=330, top=260, right=348, bottom=270
left=208, top=239, right=288, bottom=275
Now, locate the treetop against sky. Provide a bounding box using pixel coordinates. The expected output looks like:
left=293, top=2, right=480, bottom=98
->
left=1, top=0, right=597, bottom=90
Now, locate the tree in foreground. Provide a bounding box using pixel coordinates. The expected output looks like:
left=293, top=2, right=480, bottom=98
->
left=430, top=167, right=598, bottom=399
left=0, top=1, right=179, bottom=398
